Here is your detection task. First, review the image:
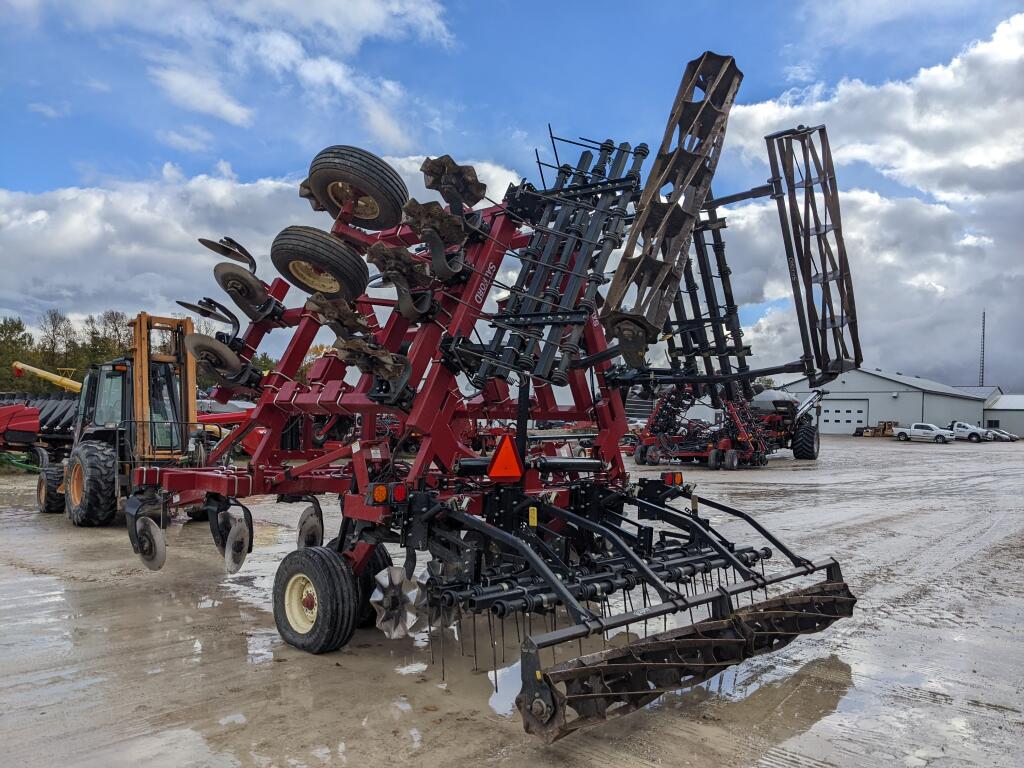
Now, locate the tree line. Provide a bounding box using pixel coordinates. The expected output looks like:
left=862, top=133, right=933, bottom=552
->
left=0, top=310, right=278, bottom=395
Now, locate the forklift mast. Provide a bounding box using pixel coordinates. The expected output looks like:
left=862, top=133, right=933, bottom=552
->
left=129, top=313, right=196, bottom=461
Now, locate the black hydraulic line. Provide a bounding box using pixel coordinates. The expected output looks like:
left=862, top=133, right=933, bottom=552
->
left=680, top=490, right=812, bottom=568
left=445, top=509, right=596, bottom=624
left=531, top=500, right=678, bottom=600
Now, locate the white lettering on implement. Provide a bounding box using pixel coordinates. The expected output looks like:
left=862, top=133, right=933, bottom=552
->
left=475, top=262, right=498, bottom=305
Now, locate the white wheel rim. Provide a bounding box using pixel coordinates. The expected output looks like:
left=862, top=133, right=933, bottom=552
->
left=284, top=573, right=318, bottom=634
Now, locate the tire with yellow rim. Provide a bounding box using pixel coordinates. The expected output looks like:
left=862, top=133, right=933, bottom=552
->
left=271, top=226, right=369, bottom=301
left=64, top=440, right=117, bottom=526
left=306, top=145, right=408, bottom=230
left=273, top=546, right=358, bottom=653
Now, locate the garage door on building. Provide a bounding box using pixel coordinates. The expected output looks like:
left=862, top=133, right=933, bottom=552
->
left=818, top=399, right=869, bottom=434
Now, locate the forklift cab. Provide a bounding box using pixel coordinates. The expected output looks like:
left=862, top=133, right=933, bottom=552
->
left=75, top=356, right=189, bottom=458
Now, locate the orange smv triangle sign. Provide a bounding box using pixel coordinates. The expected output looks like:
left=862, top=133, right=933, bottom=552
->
left=487, top=434, right=525, bottom=482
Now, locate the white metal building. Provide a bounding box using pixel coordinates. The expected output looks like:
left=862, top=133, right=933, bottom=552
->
left=784, top=368, right=985, bottom=435
left=983, top=394, right=1024, bottom=435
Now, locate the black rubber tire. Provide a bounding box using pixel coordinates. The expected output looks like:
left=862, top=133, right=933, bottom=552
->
left=355, top=544, right=394, bottom=628
left=896, top=432, right=909, bottom=442
left=792, top=423, right=820, bottom=460
left=967, top=432, right=981, bottom=443
left=64, top=440, right=118, bottom=526
left=707, top=448, right=722, bottom=469
left=37, top=466, right=65, bottom=514
left=646, top=446, right=661, bottom=466
left=308, top=146, right=408, bottom=229
left=723, top=449, right=739, bottom=470
left=271, top=226, right=369, bottom=300
left=186, top=507, right=209, bottom=521
left=273, top=546, right=358, bottom=654
left=934, top=435, right=945, bottom=444
left=635, top=444, right=649, bottom=465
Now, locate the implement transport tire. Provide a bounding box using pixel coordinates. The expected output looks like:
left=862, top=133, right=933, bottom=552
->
left=707, top=448, right=722, bottom=469
left=307, top=146, right=409, bottom=229
left=64, top=441, right=118, bottom=526
left=273, top=546, right=358, bottom=654
left=635, top=444, right=648, bottom=465
left=355, top=544, right=394, bottom=628
left=723, top=449, right=740, bottom=470
left=37, top=466, right=65, bottom=514
left=271, top=226, right=369, bottom=300
left=792, top=422, right=820, bottom=460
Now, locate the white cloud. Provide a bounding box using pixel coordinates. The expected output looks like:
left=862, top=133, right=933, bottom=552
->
left=149, top=67, right=254, bottom=127
left=0, top=156, right=518, bottom=358
left=156, top=125, right=214, bottom=153
left=730, top=14, right=1024, bottom=201
left=3, top=1, right=451, bottom=150
left=28, top=101, right=70, bottom=118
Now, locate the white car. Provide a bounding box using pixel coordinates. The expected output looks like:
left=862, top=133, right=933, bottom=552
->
left=894, top=423, right=955, bottom=443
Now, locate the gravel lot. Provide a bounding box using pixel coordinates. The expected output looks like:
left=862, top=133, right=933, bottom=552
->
left=1, top=436, right=1021, bottom=767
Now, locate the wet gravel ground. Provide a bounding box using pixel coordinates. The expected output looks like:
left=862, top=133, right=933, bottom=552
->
left=0, top=436, right=1022, bottom=767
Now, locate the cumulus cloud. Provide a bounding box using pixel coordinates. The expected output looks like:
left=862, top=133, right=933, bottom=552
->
left=714, top=14, right=1024, bottom=390
left=729, top=14, right=1024, bottom=201
left=0, top=156, right=518, bottom=357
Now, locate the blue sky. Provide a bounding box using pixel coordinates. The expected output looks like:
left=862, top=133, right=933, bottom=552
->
left=3, top=1, right=1018, bottom=195
left=2, top=1, right=1023, bottom=388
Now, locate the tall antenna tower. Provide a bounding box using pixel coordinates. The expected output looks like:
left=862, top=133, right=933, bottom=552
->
left=979, top=310, right=986, bottom=386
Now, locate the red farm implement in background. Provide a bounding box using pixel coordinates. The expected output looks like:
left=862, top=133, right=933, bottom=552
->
left=123, top=50, right=861, bottom=741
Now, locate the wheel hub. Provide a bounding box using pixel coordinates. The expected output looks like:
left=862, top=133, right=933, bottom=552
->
left=326, top=181, right=380, bottom=220
left=285, top=573, right=318, bottom=634
left=288, top=260, right=342, bottom=294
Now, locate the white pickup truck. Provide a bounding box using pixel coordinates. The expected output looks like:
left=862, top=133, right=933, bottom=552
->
left=894, top=423, right=956, bottom=443
left=944, top=421, right=992, bottom=442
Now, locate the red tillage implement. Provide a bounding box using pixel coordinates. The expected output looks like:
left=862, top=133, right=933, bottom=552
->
left=125, top=51, right=859, bottom=741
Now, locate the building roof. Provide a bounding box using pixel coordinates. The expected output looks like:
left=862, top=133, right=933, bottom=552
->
left=954, top=385, right=1003, bottom=401
left=786, top=367, right=985, bottom=400
left=987, top=394, right=1024, bottom=411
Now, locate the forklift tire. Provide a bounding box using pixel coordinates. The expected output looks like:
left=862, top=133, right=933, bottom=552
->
left=707, top=448, right=722, bottom=469
left=37, top=466, right=65, bottom=514
left=64, top=441, right=118, bottom=526
left=306, top=145, right=409, bottom=229
left=792, top=423, right=820, bottom=460
left=723, top=449, right=739, bottom=470
left=274, top=546, right=358, bottom=654
left=271, top=226, right=369, bottom=301
left=355, top=544, right=394, bottom=628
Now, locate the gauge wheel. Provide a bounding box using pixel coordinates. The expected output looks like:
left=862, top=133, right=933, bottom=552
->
left=307, top=145, right=409, bottom=230
left=273, top=546, right=358, bottom=653
left=271, top=226, right=369, bottom=300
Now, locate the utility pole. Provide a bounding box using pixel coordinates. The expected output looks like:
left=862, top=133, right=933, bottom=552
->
left=979, top=310, right=986, bottom=386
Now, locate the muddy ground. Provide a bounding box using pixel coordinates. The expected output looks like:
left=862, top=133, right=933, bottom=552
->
left=1, top=436, right=1022, bottom=767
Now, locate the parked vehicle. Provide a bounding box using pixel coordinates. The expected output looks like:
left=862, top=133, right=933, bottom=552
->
left=988, top=428, right=1019, bottom=442
left=945, top=421, right=991, bottom=442
left=894, top=423, right=955, bottom=443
